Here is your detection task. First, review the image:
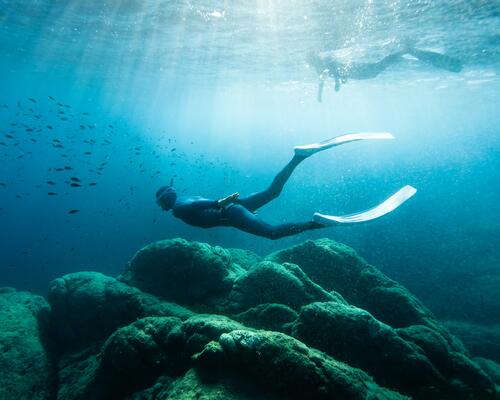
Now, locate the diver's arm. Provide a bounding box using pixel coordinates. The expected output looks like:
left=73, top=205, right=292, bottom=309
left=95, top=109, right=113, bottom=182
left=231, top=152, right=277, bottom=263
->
left=334, top=75, right=341, bottom=92
left=317, top=69, right=329, bottom=102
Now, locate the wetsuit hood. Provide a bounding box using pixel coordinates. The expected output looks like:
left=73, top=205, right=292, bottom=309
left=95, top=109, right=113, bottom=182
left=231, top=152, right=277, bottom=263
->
left=156, top=185, right=177, bottom=211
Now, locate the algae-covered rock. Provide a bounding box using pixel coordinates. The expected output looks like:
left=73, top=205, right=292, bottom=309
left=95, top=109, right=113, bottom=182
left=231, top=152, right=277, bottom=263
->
left=268, top=239, right=440, bottom=330
left=0, top=288, right=53, bottom=400
left=178, top=314, right=247, bottom=356
left=157, top=368, right=280, bottom=400
left=292, top=301, right=444, bottom=396
left=225, top=260, right=344, bottom=312
left=56, top=346, right=100, bottom=400
left=48, top=271, right=192, bottom=353
left=122, top=238, right=242, bottom=305
left=397, top=324, right=496, bottom=396
left=475, top=358, right=500, bottom=387
left=444, top=320, right=500, bottom=363
left=226, top=248, right=261, bottom=270
left=196, top=329, right=408, bottom=399
left=96, top=317, right=183, bottom=398
left=235, top=303, right=298, bottom=333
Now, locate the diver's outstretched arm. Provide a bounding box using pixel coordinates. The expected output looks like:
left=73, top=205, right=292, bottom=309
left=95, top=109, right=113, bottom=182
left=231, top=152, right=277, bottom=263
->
left=334, top=75, right=341, bottom=92
left=317, top=79, right=325, bottom=102
left=317, top=69, right=329, bottom=102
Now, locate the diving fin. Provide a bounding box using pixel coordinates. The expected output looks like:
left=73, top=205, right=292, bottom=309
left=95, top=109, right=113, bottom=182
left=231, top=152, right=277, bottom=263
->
left=294, top=132, right=394, bottom=157
left=313, top=185, right=417, bottom=225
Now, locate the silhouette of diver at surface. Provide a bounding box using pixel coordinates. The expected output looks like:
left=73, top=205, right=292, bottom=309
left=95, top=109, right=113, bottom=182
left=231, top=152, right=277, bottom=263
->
left=156, top=133, right=417, bottom=240
left=308, top=44, right=463, bottom=102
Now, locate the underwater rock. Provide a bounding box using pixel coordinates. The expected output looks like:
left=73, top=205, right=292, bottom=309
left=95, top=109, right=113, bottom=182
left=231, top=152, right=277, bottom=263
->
left=157, top=368, right=281, bottom=400
left=56, top=346, right=100, bottom=400
left=8, top=237, right=499, bottom=400
left=195, top=329, right=408, bottom=399
left=96, top=317, right=183, bottom=399
left=0, top=288, right=53, bottom=400
left=226, top=247, right=261, bottom=270
left=397, top=324, right=495, bottom=396
left=292, top=301, right=444, bottom=396
left=122, top=238, right=243, bottom=305
left=234, top=303, right=298, bottom=333
left=48, top=271, right=193, bottom=353
left=178, top=314, right=247, bottom=356
left=445, top=320, right=500, bottom=363
left=268, top=239, right=440, bottom=329
left=474, top=358, right=500, bottom=387
left=224, top=260, right=345, bottom=312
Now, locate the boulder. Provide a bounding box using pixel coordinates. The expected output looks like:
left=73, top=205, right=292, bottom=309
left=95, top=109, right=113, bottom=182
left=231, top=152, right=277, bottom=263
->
left=48, top=271, right=192, bottom=353
left=268, top=239, right=442, bottom=330
left=398, top=324, right=495, bottom=396
left=96, top=317, right=183, bottom=399
left=195, top=329, right=408, bottom=399
left=224, top=260, right=344, bottom=312
left=292, top=302, right=443, bottom=392
left=154, top=368, right=279, bottom=400
left=235, top=303, right=298, bottom=333
left=56, top=346, right=100, bottom=400
left=0, top=288, right=53, bottom=400
left=444, top=321, right=500, bottom=363
left=122, top=238, right=243, bottom=305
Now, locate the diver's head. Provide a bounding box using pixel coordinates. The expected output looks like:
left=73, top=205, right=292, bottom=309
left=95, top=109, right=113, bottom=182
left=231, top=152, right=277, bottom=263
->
left=156, top=185, right=177, bottom=211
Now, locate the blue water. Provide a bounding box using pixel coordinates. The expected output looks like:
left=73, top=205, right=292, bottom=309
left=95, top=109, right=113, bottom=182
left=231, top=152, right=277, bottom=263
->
left=0, top=1, right=499, bottom=321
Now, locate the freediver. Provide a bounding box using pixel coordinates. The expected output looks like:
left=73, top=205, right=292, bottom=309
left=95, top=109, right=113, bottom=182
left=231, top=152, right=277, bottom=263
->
left=156, top=133, right=417, bottom=240
left=308, top=44, right=463, bottom=102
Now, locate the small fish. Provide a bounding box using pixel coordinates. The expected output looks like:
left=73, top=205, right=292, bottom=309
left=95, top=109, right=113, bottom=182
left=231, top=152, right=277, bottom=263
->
left=26, top=128, right=33, bottom=132
left=89, top=182, right=97, bottom=186
left=47, top=192, right=57, bottom=196
left=64, top=166, right=73, bottom=170
left=48, top=96, right=55, bottom=100
left=84, top=151, right=92, bottom=155
left=5, top=134, right=14, bottom=139
left=68, top=209, right=79, bottom=214
left=47, top=125, right=53, bottom=129
left=46, top=181, right=56, bottom=185
left=70, top=177, right=81, bottom=182
left=70, top=183, right=81, bottom=187
left=55, top=168, right=64, bottom=171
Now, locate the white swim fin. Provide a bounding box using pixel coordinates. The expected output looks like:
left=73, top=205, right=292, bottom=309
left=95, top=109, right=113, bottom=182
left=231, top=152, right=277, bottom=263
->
left=294, top=132, right=394, bottom=157
left=313, top=185, right=417, bottom=225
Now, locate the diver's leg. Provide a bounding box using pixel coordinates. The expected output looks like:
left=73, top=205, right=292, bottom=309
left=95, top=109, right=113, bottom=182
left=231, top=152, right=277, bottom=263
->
left=226, top=205, right=323, bottom=240
left=408, top=49, right=462, bottom=72
left=237, top=154, right=307, bottom=212
left=347, top=53, right=403, bottom=80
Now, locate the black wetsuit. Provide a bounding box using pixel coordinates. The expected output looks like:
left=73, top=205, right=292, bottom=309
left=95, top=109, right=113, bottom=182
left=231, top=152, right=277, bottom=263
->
left=172, top=155, right=321, bottom=240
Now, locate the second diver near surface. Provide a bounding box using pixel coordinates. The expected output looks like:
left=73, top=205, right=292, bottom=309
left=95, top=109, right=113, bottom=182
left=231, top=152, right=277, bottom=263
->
left=308, top=42, right=463, bottom=102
